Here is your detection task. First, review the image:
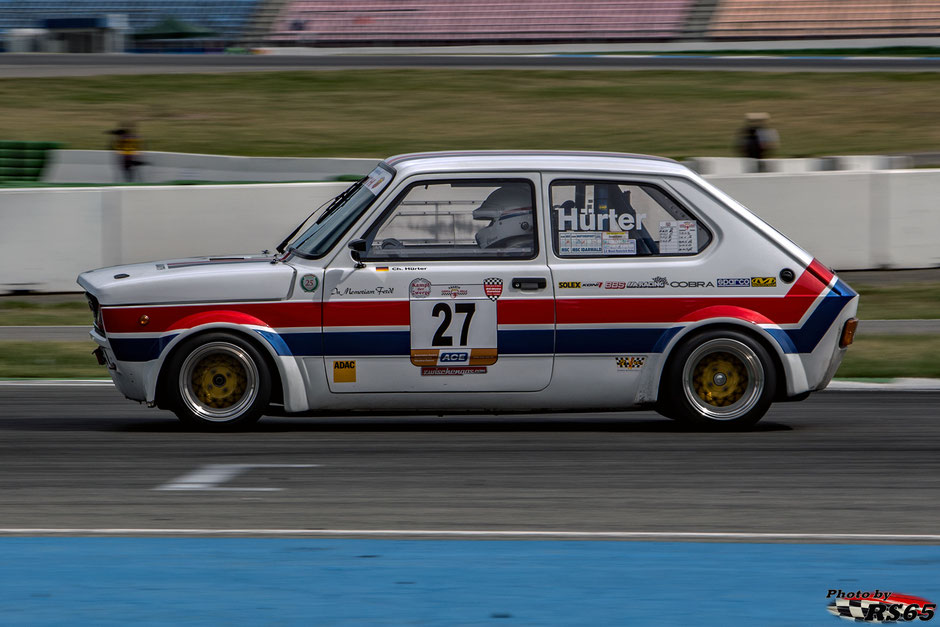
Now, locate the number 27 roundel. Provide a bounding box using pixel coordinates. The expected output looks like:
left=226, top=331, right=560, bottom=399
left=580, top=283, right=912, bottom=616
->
left=409, top=279, right=499, bottom=367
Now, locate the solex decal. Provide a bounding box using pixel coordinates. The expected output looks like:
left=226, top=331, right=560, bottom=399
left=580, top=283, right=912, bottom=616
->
left=827, top=589, right=935, bottom=622
left=300, top=274, right=319, bottom=293
left=558, top=281, right=581, bottom=289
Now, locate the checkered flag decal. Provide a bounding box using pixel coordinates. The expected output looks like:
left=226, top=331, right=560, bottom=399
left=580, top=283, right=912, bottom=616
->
left=828, top=598, right=904, bottom=622
left=483, top=277, right=503, bottom=301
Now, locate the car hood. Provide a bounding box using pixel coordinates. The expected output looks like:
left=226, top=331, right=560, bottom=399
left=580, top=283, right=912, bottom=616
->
left=77, top=255, right=297, bottom=305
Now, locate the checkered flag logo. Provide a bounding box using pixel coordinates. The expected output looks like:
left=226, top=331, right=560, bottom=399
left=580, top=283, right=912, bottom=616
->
left=828, top=599, right=882, bottom=621
left=484, top=277, right=503, bottom=301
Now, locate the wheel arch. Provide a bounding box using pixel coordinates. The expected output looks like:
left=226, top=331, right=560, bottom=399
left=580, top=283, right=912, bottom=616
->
left=151, top=323, right=291, bottom=410
left=652, top=318, right=800, bottom=403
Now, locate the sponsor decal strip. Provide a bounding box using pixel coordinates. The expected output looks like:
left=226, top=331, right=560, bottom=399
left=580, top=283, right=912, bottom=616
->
left=100, top=267, right=855, bottom=362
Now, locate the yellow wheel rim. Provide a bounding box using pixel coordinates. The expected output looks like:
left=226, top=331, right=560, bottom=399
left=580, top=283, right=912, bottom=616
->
left=178, top=341, right=259, bottom=422
left=190, top=354, right=248, bottom=409
left=681, top=338, right=764, bottom=421
left=692, top=351, right=749, bottom=408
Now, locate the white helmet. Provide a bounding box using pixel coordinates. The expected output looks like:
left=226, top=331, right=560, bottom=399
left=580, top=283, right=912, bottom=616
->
left=473, top=186, right=533, bottom=249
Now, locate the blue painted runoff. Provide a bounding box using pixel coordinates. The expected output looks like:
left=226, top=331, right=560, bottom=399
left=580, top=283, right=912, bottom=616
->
left=1, top=538, right=938, bottom=625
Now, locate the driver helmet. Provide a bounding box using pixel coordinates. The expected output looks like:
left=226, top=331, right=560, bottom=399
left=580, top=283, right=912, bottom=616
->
left=473, top=185, right=533, bottom=249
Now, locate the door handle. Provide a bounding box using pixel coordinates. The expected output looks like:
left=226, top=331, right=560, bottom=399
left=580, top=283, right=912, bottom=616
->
left=512, top=277, right=547, bottom=290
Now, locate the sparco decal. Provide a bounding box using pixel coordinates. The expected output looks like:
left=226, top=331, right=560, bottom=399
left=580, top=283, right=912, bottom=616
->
left=483, top=277, right=503, bottom=301
left=669, top=280, right=715, bottom=288
left=717, top=278, right=750, bottom=288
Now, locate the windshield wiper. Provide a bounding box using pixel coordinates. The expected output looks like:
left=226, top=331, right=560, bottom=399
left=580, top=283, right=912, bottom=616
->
left=276, top=177, right=365, bottom=254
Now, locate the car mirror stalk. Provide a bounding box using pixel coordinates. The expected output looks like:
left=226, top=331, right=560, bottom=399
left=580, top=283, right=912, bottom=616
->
left=348, top=239, right=367, bottom=269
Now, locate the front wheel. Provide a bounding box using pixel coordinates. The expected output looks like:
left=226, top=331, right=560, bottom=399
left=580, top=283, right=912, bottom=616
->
left=163, top=332, right=271, bottom=429
left=659, top=330, right=776, bottom=429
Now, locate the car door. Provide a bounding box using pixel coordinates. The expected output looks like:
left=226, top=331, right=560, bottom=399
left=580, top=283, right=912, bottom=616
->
left=322, top=173, right=555, bottom=393
left=545, top=175, right=715, bottom=400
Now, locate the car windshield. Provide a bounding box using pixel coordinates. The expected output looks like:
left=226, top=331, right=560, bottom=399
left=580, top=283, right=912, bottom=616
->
left=287, top=164, right=394, bottom=258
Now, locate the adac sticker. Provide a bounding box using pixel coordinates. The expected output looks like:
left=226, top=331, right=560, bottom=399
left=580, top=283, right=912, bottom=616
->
left=333, top=360, right=356, bottom=383
left=300, top=274, right=319, bottom=293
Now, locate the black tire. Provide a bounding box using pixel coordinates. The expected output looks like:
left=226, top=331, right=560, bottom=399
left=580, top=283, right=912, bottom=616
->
left=658, top=329, right=777, bottom=429
left=162, top=332, right=271, bottom=430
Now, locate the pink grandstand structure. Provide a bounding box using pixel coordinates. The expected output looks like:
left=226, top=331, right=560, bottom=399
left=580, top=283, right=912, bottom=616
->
left=709, top=0, right=940, bottom=38
left=270, top=0, right=693, bottom=44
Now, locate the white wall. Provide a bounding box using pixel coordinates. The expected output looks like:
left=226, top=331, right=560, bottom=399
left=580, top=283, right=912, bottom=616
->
left=0, top=182, right=347, bottom=292
left=44, top=150, right=380, bottom=185
left=705, top=171, right=874, bottom=270
left=1, top=170, right=938, bottom=293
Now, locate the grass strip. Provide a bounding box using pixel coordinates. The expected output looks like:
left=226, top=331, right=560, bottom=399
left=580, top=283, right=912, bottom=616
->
left=0, top=334, right=936, bottom=379
left=835, top=334, right=940, bottom=379
left=0, top=341, right=103, bottom=378
left=854, top=282, right=940, bottom=321
left=2, top=70, right=940, bottom=159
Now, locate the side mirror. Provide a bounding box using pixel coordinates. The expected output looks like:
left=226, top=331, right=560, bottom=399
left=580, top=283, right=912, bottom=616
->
left=348, top=239, right=367, bottom=268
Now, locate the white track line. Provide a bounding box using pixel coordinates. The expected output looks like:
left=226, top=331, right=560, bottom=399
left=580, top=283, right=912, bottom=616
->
left=0, top=529, right=939, bottom=541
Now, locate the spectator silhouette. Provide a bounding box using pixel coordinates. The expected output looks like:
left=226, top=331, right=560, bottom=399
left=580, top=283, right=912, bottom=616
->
left=736, top=112, right=779, bottom=172
left=109, top=122, right=145, bottom=182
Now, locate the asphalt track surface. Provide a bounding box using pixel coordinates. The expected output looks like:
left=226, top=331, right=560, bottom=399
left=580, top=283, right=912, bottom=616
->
left=1, top=384, right=938, bottom=539
left=2, top=53, right=940, bottom=78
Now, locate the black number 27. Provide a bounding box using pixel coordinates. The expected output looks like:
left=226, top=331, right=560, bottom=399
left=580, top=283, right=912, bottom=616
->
left=432, top=303, right=475, bottom=346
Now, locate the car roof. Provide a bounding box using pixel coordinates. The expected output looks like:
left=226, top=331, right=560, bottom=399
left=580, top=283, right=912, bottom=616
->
left=383, top=150, right=691, bottom=179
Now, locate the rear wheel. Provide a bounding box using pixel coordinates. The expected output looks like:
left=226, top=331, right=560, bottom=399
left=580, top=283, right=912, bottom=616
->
left=163, top=332, right=271, bottom=429
left=659, top=329, right=776, bottom=429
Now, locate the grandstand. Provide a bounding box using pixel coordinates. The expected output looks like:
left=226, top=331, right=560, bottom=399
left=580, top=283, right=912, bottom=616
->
left=269, top=1, right=693, bottom=45
left=710, top=0, right=940, bottom=39
left=267, top=0, right=940, bottom=46
left=0, top=0, right=939, bottom=50
left=0, top=0, right=262, bottom=49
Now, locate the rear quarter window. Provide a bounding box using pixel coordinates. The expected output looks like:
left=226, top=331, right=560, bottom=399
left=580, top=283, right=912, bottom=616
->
left=549, top=179, right=712, bottom=258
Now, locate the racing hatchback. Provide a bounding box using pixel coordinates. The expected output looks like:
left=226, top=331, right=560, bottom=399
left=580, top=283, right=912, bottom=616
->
left=78, top=151, right=859, bottom=429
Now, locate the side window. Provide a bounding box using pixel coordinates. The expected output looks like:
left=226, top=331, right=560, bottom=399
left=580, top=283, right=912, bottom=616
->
left=549, top=179, right=712, bottom=258
left=363, top=179, right=537, bottom=260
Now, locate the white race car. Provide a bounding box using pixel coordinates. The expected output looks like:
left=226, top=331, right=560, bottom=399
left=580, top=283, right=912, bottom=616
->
left=78, top=151, right=859, bottom=429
